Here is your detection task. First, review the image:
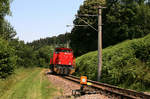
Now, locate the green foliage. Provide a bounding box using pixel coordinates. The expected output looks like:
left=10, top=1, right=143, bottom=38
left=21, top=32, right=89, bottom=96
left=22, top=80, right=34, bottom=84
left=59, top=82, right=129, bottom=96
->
left=0, top=38, right=16, bottom=78
left=70, top=0, right=105, bottom=56
left=0, top=0, right=11, bottom=17
left=9, top=40, right=37, bottom=68
left=0, top=0, right=15, bottom=41
left=0, top=20, right=16, bottom=40
left=75, top=34, right=150, bottom=91
left=70, top=0, right=150, bottom=56
left=27, top=34, right=68, bottom=68
left=104, top=0, right=150, bottom=47
left=35, top=46, right=54, bottom=67
left=0, top=0, right=17, bottom=78
left=9, top=39, right=54, bottom=68
left=28, top=33, right=70, bottom=50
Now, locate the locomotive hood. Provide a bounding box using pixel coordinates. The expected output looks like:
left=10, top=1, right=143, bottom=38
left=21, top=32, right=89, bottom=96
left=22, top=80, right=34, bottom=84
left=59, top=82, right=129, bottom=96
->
left=56, top=52, right=73, bottom=65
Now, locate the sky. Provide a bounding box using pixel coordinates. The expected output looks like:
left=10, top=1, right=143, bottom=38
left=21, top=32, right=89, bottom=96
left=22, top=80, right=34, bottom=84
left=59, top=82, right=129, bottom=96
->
left=6, top=0, right=85, bottom=43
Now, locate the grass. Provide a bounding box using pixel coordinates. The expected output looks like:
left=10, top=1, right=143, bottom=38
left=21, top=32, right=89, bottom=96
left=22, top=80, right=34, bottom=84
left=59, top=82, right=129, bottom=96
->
left=0, top=68, right=57, bottom=99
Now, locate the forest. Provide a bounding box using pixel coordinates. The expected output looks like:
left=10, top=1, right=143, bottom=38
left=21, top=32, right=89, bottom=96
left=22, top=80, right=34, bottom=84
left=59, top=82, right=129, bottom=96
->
left=0, top=0, right=150, bottom=91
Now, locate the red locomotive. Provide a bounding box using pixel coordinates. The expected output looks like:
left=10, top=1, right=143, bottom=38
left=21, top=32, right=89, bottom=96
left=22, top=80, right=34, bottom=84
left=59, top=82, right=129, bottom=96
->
left=49, top=48, right=75, bottom=75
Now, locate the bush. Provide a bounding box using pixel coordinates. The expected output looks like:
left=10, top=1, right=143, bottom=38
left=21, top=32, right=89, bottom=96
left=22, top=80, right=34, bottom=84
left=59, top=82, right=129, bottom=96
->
left=35, top=46, right=54, bottom=67
left=0, top=38, right=16, bottom=78
left=75, top=34, right=150, bottom=91
left=9, top=40, right=36, bottom=68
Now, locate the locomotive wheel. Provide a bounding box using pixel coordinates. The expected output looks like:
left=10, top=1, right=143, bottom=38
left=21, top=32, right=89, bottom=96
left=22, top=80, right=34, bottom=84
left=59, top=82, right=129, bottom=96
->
left=64, top=68, right=68, bottom=75
left=60, top=68, right=63, bottom=74
left=68, top=68, right=71, bottom=74
left=57, top=67, right=61, bottom=74
left=63, top=68, right=66, bottom=75
left=66, top=68, right=69, bottom=75
left=50, top=65, right=54, bottom=74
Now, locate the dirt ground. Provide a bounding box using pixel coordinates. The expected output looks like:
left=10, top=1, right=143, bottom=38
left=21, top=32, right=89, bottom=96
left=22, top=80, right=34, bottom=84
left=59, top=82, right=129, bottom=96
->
left=46, top=70, right=110, bottom=99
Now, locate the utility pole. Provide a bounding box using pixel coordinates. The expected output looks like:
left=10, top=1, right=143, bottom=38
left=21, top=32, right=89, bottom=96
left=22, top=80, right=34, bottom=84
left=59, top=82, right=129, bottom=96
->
left=67, top=6, right=105, bottom=81
left=66, top=33, right=70, bottom=48
left=66, top=26, right=72, bottom=48
left=66, top=40, right=70, bottom=48
left=97, top=6, right=105, bottom=81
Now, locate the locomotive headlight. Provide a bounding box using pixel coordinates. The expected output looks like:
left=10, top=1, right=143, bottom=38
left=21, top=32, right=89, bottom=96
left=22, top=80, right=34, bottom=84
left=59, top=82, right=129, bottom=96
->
left=69, top=62, right=71, bottom=65
left=58, top=61, right=61, bottom=64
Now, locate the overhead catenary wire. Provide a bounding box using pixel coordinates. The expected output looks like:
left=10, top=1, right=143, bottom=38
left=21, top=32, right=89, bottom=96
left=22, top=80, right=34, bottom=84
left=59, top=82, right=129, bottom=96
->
left=77, top=16, right=98, bottom=32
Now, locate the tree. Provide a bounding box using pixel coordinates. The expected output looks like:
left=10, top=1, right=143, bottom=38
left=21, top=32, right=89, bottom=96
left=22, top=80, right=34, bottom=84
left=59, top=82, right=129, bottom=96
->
left=70, top=0, right=150, bottom=56
left=0, top=20, right=16, bottom=40
left=103, top=0, right=150, bottom=47
left=0, top=0, right=17, bottom=78
left=0, top=37, right=16, bottom=78
left=70, top=0, right=106, bottom=56
left=35, top=46, right=54, bottom=67
left=9, top=40, right=36, bottom=68
left=28, top=33, right=71, bottom=50
left=0, top=0, right=11, bottom=17
left=0, top=0, right=16, bottom=41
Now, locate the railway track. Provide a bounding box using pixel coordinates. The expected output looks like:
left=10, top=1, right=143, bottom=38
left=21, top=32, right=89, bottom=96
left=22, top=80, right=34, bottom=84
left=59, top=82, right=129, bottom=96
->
left=62, top=75, right=150, bottom=99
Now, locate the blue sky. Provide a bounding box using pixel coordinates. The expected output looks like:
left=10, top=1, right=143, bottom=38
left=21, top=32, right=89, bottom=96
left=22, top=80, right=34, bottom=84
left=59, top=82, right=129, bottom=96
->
left=6, top=0, right=84, bottom=42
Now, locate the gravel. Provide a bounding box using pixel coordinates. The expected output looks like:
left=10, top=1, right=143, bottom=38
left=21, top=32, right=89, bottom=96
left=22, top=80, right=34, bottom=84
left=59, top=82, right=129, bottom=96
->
left=46, top=70, right=110, bottom=99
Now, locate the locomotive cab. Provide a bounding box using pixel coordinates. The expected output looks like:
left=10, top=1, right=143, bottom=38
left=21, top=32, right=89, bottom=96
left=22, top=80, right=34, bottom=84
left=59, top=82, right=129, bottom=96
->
left=50, top=48, right=75, bottom=75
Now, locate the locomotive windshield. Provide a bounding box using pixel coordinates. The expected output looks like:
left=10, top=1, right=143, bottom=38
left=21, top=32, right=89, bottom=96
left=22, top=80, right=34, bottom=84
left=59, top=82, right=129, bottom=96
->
left=55, top=48, right=72, bottom=53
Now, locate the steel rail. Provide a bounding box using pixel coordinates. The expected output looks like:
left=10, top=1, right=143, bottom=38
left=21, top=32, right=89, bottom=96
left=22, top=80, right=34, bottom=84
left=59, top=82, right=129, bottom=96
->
left=62, top=75, right=150, bottom=99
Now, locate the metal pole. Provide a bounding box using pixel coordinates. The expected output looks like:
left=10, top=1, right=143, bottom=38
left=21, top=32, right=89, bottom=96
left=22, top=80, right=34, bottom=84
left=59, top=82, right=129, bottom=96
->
left=66, top=40, right=70, bottom=48
left=97, top=7, right=102, bottom=81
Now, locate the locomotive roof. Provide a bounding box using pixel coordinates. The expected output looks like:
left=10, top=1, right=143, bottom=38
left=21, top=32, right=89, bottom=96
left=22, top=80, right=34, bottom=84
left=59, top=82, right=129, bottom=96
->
left=55, top=48, right=72, bottom=51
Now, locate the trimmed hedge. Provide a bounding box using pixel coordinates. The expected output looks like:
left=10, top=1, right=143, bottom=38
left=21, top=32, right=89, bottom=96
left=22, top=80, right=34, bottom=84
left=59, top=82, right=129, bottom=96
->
left=0, top=38, right=16, bottom=78
left=75, top=34, right=150, bottom=91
